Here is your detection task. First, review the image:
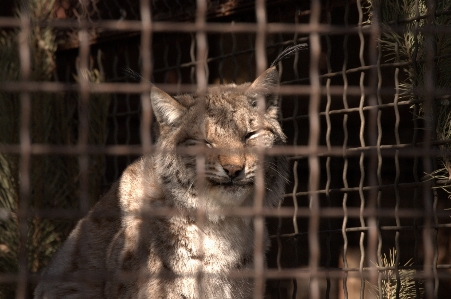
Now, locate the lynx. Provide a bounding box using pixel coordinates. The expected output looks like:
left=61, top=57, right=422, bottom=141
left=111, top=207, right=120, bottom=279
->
left=34, top=64, right=288, bottom=299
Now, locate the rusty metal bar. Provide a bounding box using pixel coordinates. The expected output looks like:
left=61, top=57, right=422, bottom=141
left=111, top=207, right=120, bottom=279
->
left=139, top=0, right=153, bottom=153
left=308, top=1, right=322, bottom=298
left=365, top=0, right=382, bottom=296
left=15, top=4, right=31, bottom=298
left=3, top=265, right=451, bottom=285
left=4, top=81, right=451, bottom=100
left=341, top=2, right=351, bottom=297
left=4, top=206, right=451, bottom=221
left=2, top=16, right=451, bottom=35
left=324, top=4, right=333, bottom=298
left=77, top=27, right=91, bottom=215
left=289, top=17, right=302, bottom=298
left=254, top=0, right=267, bottom=297
left=194, top=0, right=208, bottom=296
left=393, top=37, right=403, bottom=299
left=356, top=2, right=367, bottom=298
left=423, top=1, right=439, bottom=298
left=3, top=142, right=451, bottom=159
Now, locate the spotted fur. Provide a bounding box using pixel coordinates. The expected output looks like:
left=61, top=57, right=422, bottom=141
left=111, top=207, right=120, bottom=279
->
left=34, top=66, right=287, bottom=299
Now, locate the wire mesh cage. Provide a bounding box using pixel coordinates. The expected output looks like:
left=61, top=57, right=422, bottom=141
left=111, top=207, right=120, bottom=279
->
left=1, top=0, right=451, bottom=298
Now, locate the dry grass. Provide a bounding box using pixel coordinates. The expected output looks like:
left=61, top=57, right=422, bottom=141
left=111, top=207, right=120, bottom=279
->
left=367, top=249, right=423, bottom=299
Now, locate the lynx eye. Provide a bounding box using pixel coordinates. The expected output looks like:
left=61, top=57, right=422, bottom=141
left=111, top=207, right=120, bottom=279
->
left=183, top=139, right=199, bottom=146
left=183, top=139, right=212, bottom=147
left=244, top=130, right=260, bottom=141
left=205, top=140, right=213, bottom=148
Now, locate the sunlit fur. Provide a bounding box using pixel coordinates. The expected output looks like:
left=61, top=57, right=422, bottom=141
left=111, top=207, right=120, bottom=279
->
left=34, top=67, right=287, bottom=299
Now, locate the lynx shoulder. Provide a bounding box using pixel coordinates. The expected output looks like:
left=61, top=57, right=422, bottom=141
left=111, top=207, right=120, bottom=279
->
left=34, top=66, right=288, bottom=299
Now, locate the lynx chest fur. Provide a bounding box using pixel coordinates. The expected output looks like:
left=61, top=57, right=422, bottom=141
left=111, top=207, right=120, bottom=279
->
left=34, top=66, right=287, bottom=299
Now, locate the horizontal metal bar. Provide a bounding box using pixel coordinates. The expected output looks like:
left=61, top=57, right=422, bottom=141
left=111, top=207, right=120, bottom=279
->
left=281, top=99, right=412, bottom=122
left=271, top=223, right=451, bottom=239
left=2, top=81, right=450, bottom=100
left=2, top=206, right=450, bottom=222
left=1, top=264, right=450, bottom=285
left=0, top=143, right=450, bottom=158
left=0, top=18, right=375, bottom=34
left=284, top=181, right=425, bottom=198
left=2, top=18, right=451, bottom=35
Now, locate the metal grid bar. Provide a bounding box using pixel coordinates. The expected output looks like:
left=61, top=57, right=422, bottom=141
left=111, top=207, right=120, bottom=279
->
left=16, top=5, right=32, bottom=298
left=423, top=1, right=439, bottom=298
left=194, top=0, right=208, bottom=297
left=77, top=28, right=91, bottom=215
left=365, top=0, right=381, bottom=297
left=324, top=4, right=333, bottom=299
left=1, top=16, right=451, bottom=36
left=393, top=34, right=403, bottom=299
left=357, top=2, right=368, bottom=296
left=340, top=2, right=351, bottom=297
left=139, top=0, right=153, bottom=152
left=254, top=0, right=266, bottom=297
left=308, top=1, right=321, bottom=298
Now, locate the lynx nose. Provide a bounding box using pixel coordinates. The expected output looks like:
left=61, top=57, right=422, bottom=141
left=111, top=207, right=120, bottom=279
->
left=222, top=164, right=244, bottom=179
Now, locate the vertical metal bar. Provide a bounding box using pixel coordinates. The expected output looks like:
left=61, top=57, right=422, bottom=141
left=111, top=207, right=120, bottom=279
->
left=376, top=50, right=384, bottom=299
left=291, top=23, right=300, bottom=233
left=195, top=0, right=208, bottom=296
left=365, top=4, right=382, bottom=291
left=431, top=25, right=440, bottom=284
left=138, top=1, right=154, bottom=294
left=393, top=42, right=402, bottom=299
left=16, top=3, right=31, bottom=298
left=341, top=2, right=350, bottom=298
left=308, top=1, right=321, bottom=298
left=411, top=1, right=422, bottom=298
left=432, top=187, right=439, bottom=297
left=291, top=158, right=299, bottom=299
left=324, top=3, right=332, bottom=298
left=77, top=29, right=90, bottom=215
left=195, top=0, right=208, bottom=92
left=356, top=1, right=367, bottom=297
left=291, top=33, right=301, bottom=299
left=254, top=0, right=267, bottom=298
left=139, top=0, right=152, bottom=153
left=194, top=152, right=206, bottom=297
left=255, top=0, right=267, bottom=76
left=366, top=1, right=383, bottom=297
left=275, top=38, right=285, bottom=299
left=423, top=0, right=438, bottom=298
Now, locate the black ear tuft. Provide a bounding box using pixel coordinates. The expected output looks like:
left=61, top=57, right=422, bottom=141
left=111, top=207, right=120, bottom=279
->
left=270, top=43, right=308, bottom=68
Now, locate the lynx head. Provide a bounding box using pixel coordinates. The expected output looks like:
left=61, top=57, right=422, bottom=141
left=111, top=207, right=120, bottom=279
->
left=151, top=66, right=287, bottom=212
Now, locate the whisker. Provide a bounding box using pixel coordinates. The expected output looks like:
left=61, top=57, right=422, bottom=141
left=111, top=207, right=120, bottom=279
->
left=184, top=181, right=195, bottom=196
left=265, top=163, right=290, bottom=184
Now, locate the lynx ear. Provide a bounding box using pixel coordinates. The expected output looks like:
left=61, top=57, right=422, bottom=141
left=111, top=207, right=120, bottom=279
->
left=151, top=86, right=186, bottom=126
left=245, top=66, right=280, bottom=119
